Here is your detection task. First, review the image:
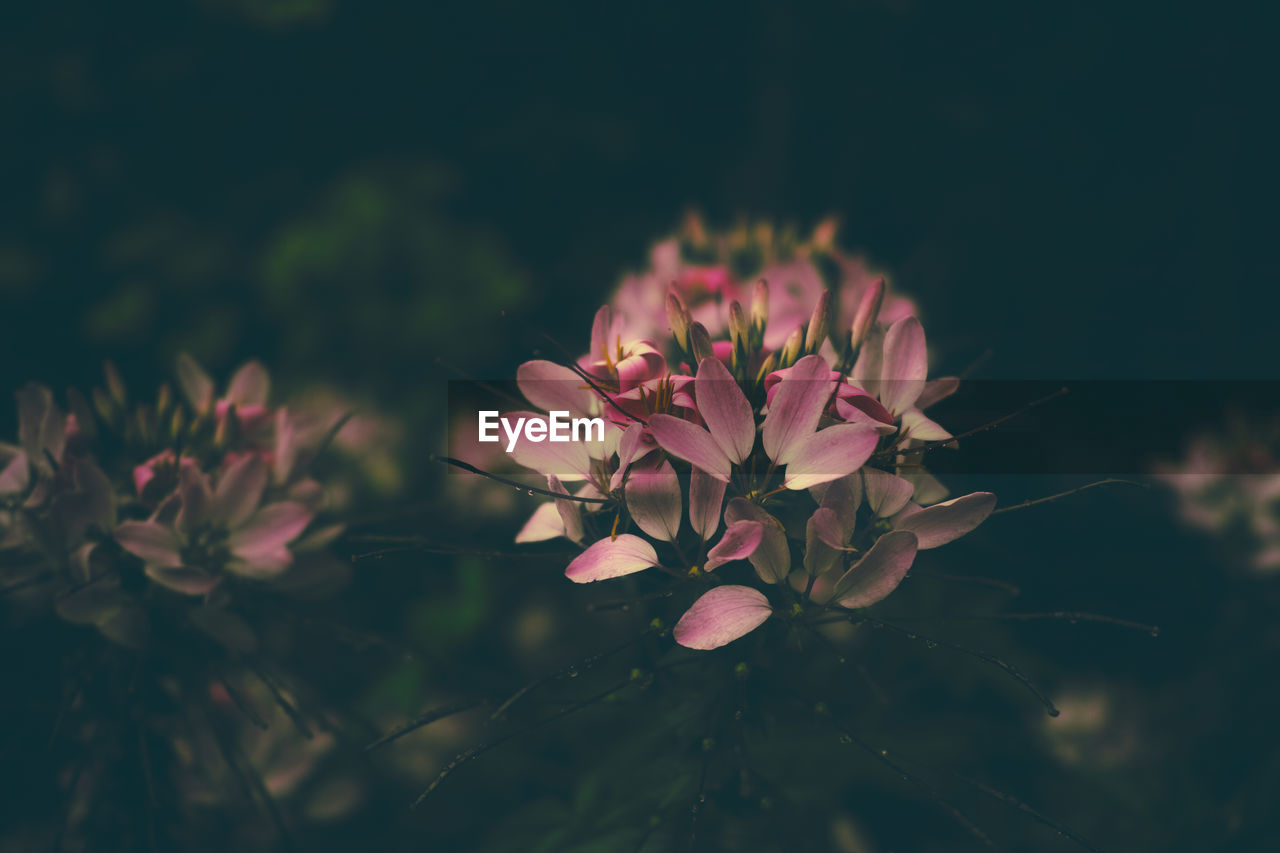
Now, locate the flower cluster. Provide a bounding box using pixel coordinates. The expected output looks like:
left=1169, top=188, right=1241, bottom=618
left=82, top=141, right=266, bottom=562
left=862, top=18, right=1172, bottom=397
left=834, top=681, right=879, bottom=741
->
left=0, top=356, right=349, bottom=647
left=507, top=223, right=995, bottom=650
left=1156, top=417, right=1280, bottom=573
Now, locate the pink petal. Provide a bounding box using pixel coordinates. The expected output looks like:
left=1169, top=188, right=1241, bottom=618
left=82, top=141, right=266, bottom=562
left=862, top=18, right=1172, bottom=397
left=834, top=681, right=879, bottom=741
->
left=115, top=521, right=183, bottom=567
left=565, top=534, right=659, bottom=583
left=145, top=565, right=221, bottom=596
left=176, top=353, right=215, bottom=412
left=781, top=423, right=879, bottom=490
left=704, top=520, right=764, bottom=571
left=762, top=355, right=835, bottom=466
left=505, top=411, right=594, bottom=481
left=899, top=408, right=952, bottom=442
left=688, top=467, right=728, bottom=541
left=862, top=468, right=916, bottom=518
left=647, top=414, right=732, bottom=482
left=517, top=360, right=597, bottom=417
left=893, top=491, right=997, bottom=549
left=695, top=357, right=755, bottom=464
left=212, top=454, right=268, bottom=528
left=227, top=546, right=294, bottom=579
left=589, top=305, right=619, bottom=361
left=879, top=318, right=927, bottom=416
left=674, top=585, right=773, bottom=651
left=226, top=360, right=271, bottom=408
left=819, top=474, right=863, bottom=533
left=547, top=475, right=584, bottom=543
left=724, top=498, right=791, bottom=583
left=624, top=458, right=682, bottom=541
left=515, top=502, right=565, bottom=543
left=0, top=448, right=29, bottom=495
left=832, top=530, right=919, bottom=608
left=176, top=464, right=214, bottom=534
left=804, top=509, right=842, bottom=576
left=229, top=502, right=314, bottom=556
left=917, top=376, right=960, bottom=410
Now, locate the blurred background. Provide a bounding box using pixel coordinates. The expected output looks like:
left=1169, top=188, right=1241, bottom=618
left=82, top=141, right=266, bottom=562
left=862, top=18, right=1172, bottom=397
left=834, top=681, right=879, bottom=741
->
left=2, top=1, right=1277, bottom=851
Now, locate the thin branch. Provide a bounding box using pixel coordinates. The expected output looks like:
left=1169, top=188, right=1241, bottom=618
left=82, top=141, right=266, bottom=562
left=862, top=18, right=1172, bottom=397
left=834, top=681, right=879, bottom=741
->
left=992, top=479, right=1150, bottom=516
left=366, top=699, right=487, bottom=752
left=856, top=614, right=1059, bottom=717
left=910, top=568, right=1021, bottom=596
left=950, top=770, right=1104, bottom=853
left=434, top=455, right=615, bottom=503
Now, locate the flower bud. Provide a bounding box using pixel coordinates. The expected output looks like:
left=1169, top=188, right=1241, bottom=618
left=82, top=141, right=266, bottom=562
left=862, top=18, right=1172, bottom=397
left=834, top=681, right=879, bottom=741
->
left=754, top=350, right=779, bottom=384
left=803, top=290, right=831, bottom=355
left=92, top=387, right=117, bottom=426
left=728, top=300, right=749, bottom=354
left=169, top=406, right=187, bottom=441
left=849, top=278, right=885, bottom=353
left=214, top=405, right=241, bottom=449
left=104, top=361, right=127, bottom=407
left=666, top=292, right=692, bottom=354
left=750, top=278, right=769, bottom=345
left=779, top=326, right=804, bottom=367
left=155, top=383, right=173, bottom=422
left=689, top=322, right=714, bottom=364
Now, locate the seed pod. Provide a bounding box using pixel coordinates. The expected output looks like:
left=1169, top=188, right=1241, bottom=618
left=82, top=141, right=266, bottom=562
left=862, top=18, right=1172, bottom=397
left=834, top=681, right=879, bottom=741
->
left=666, top=292, right=692, bottom=354
left=849, top=278, right=886, bottom=353
left=750, top=279, right=769, bottom=346
left=689, top=322, right=715, bottom=364
left=803, top=290, right=831, bottom=355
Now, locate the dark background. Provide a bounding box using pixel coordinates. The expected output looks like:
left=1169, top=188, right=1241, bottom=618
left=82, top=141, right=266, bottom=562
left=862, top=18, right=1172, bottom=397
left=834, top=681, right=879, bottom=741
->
left=2, top=2, right=1277, bottom=851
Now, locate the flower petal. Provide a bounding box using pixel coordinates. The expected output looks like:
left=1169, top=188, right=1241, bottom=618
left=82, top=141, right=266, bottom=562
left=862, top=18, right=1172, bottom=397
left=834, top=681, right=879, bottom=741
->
left=688, top=467, right=728, bottom=541
left=226, top=360, right=271, bottom=408
left=899, top=408, right=952, bottom=442
left=832, top=530, right=919, bottom=608
left=565, top=534, right=659, bottom=583
left=145, top=564, right=221, bottom=596
left=229, top=502, right=314, bottom=555
left=515, top=502, right=565, bottom=543
left=176, top=464, right=214, bottom=534
left=704, top=520, right=764, bottom=571
left=879, top=317, right=927, bottom=416
left=176, top=353, right=215, bottom=412
left=781, top=423, right=879, bottom=490
left=674, top=585, right=773, bottom=651
left=804, top=508, right=843, bottom=576
left=0, top=448, right=30, bottom=495
left=917, top=376, right=960, bottom=410
left=505, top=411, right=594, bottom=481
left=115, top=521, right=183, bottom=567
left=695, top=357, right=755, bottom=464
left=893, top=491, right=996, bottom=549
left=624, top=458, right=682, bottom=541
left=212, top=454, right=268, bottom=528
left=547, top=475, right=584, bottom=543
left=862, top=468, right=916, bottom=518
left=762, top=355, right=834, bottom=466
left=647, top=414, right=732, bottom=482
left=724, top=498, right=791, bottom=583
left=517, top=360, right=597, bottom=417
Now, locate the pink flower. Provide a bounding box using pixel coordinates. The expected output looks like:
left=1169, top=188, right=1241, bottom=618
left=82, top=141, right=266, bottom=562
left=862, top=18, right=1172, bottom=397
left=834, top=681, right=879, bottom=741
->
left=850, top=317, right=955, bottom=442
left=649, top=354, right=879, bottom=490
left=114, top=455, right=314, bottom=596
left=176, top=353, right=274, bottom=434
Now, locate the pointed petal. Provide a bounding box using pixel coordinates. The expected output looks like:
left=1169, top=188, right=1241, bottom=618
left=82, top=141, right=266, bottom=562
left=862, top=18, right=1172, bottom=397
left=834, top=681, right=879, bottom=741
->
left=547, top=475, right=584, bottom=543
left=695, top=357, right=755, bottom=464
left=176, top=465, right=214, bottom=534
left=674, top=585, right=773, bottom=650
left=212, top=455, right=268, bottom=528
left=704, top=520, right=764, bottom=571
left=226, top=546, right=294, bottom=578
left=820, top=474, right=863, bottom=534
left=781, top=423, right=879, bottom=490
left=647, top=414, right=732, bottom=482
left=762, top=355, right=835, bottom=465
left=115, top=521, right=183, bottom=567
left=226, top=360, right=271, bottom=407
left=625, top=458, right=682, bottom=541
left=724, top=498, right=790, bottom=583
left=689, top=467, right=728, bottom=541
left=862, top=468, right=916, bottom=518
left=893, top=491, right=996, bottom=549
left=879, top=318, right=927, bottom=416
left=565, top=534, right=659, bottom=583
left=833, top=530, right=919, bottom=608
